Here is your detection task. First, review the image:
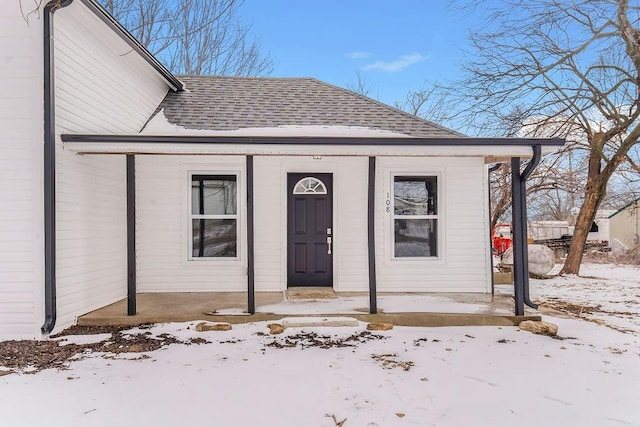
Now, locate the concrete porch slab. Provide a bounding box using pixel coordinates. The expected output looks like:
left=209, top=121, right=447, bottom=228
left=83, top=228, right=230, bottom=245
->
left=77, top=291, right=540, bottom=329
left=78, top=292, right=284, bottom=325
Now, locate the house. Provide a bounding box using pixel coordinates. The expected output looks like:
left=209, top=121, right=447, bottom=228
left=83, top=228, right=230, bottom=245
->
left=0, top=0, right=563, bottom=339
left=609, top=198, right=640, bottom=256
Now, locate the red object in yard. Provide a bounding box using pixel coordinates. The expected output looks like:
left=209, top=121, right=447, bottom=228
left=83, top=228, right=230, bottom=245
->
left=492, top=223, right=513, bottom=255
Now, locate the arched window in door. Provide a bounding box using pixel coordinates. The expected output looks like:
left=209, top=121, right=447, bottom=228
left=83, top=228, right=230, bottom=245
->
left=292, top=177, right=327, bottom=194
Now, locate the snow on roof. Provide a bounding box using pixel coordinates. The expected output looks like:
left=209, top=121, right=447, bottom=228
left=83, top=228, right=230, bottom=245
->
left=153, top=76, right=464, bottom=138
left=141, top=109, right=414, bottom=138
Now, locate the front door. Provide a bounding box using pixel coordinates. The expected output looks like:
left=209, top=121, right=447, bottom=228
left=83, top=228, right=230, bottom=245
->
left=287, top=173, right=333, bottom=287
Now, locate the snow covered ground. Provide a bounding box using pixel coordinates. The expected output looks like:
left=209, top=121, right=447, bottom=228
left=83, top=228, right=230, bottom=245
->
left=1, top=263, right=639, bottom=427
left=530, top=262, right=640, bottom=334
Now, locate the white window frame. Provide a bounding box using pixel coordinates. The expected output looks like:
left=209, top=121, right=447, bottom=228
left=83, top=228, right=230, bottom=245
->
left=391, top=173, right=441, bottom=260
left=187, top=171, right=241, bottom=261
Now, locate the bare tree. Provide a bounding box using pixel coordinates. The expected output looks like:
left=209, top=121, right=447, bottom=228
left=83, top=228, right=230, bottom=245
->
left=100, top=0, right=273, bottom=76
left=488, top=153, right=574, bottom=228
left=528, top=148, right=587, bottom=220
left=450, top=0, right=640, bottom=274
left=345, top=70, right=374, bottom=97
left=488, top=163, right=513, bottom=228
left=394, top=84, right=451, bottom=125
left=19, top=0, right=44, bottom=23
left=483, top=107, right=566, bottom=228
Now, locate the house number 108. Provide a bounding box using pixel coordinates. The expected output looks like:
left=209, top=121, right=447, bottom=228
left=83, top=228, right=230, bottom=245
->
left=385, top=192, right=391, bottom=213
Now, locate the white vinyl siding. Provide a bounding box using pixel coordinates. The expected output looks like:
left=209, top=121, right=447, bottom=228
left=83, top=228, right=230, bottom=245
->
left=376, top=157, right=490, bottom=292
left=136, top=156, right=370, bottom=292
left=136, top=156, right=247, bottom=292
left=51, top=2, right=170, bottom=333
left=0, top=8, right=45, bottom=338
left=136, top=155, right=490, bottom=294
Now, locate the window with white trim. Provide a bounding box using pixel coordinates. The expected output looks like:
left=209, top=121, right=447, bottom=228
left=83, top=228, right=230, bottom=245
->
left=190, top=174, right=238, bottom=258
left=393, top=176, right=438, bottom=257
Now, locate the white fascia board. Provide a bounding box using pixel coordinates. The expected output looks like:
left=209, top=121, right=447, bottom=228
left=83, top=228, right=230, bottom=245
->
left=64, top=142, right=543, bottom=158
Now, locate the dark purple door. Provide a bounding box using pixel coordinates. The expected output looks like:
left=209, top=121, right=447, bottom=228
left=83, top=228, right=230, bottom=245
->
left=287, top=173, right=333, bottom=287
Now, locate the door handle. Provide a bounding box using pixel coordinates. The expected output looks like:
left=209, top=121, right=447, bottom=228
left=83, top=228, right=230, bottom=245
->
left=327, top=236, right=332, bottom=255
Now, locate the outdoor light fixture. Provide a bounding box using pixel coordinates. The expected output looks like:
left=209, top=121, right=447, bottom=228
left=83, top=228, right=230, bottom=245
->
left=313, top=155, right=322, bottom=160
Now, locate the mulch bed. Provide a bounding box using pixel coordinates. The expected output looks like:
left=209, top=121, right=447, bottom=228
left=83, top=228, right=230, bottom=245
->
left=2, top=326, right=387, bottom=376
left=0, top=325, right=208, bottom=375
left=264, top=330, right=385, bottom=349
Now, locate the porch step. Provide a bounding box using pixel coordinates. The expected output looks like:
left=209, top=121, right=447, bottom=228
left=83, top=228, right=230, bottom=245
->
left=286, top=287, right=337, bottom=300
left=493, top=272, right=513, bottom=284
left=280, top=316, right=360, bottom=329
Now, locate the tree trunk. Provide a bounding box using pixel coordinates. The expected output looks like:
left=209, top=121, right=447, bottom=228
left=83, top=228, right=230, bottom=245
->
left=491, top=195, right=511, bottom=230
left=560, top=135, right=607, bottom=275
left=490, top=165, right=511, bottom=230
left=560, top=181, right=604, bottom=274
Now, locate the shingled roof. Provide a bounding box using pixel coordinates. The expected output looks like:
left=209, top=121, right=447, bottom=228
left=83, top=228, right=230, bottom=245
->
left=151, top=75, right=463, bottom=138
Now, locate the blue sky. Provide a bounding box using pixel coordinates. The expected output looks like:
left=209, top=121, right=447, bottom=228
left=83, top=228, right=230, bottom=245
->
left=242, top=1, right=473, bottom=107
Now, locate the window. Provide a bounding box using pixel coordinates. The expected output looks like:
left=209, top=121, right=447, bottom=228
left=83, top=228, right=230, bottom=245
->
left=292, top=177, right=327, bottom=194
left=191, top=174, right=238, bottom=258
left=393, top=176, right=438, bottom=257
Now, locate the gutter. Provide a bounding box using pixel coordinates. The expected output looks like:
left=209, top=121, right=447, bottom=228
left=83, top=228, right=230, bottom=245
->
left=61, top=134, right=565, bottom=146
left=42, top=0, right=74, bottom=334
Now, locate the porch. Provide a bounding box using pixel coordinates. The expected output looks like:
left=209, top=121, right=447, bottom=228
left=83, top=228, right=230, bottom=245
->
left=77, top=290, right=540, bottom=328
left=56, top=144, right=554, bottom=328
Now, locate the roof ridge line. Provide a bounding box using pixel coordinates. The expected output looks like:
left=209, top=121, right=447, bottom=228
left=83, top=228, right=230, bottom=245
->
left=307, top=78, right=466, bottom=137
left=176, top=75, right=315, bottom=81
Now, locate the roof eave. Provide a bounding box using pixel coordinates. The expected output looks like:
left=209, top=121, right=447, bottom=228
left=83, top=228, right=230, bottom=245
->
left=79, top=0, right=183, bottom=92
left=61, top=134, right=565, bottom=146
left=61, top=134, right=564, bottom=157
left=609, top=197, right=640, bottom=218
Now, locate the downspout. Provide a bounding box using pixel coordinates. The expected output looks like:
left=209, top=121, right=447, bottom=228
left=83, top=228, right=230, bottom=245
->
left=513, top=145, right=541, bottom=311
left=511, top=145, right=542, bottom=315
left=520, top=145, right=541, bottom=309
left=42, top=0, right=74, bottom=334
left=511, top=157, right=525, bottom=315
left=521, top=146, right=541, bottom=182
